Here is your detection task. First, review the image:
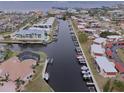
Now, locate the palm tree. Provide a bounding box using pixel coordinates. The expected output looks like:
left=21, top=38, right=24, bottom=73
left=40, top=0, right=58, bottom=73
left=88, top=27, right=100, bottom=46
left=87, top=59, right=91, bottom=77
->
left=4, top=73, right=9, bottom=82
left=15, top=77, right=21, bottom=89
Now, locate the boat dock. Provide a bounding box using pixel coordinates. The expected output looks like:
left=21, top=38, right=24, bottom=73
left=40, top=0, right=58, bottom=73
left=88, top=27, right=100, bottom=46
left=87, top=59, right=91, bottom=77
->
left=42, top=58, right=50, bottom=80
left=70, top=19, right=100, bottom=92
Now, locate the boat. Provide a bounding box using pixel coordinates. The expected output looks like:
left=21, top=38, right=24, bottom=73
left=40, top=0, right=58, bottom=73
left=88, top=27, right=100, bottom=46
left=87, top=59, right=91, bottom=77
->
left=81, top=70, right=87, bottom=74
left=44, top=72, right=49, bottom=81
left=81, top=66, right=88, bottom=71
left=79, top=61, right=86, bottom=64
left=86, top=82, right=94, bottom=86
left=74, top=41, right=79, bottom=46
left=50, top=58, right=54, bottom=64
left=75, top=47, right=81, bottom=52
left=76, top=55, right=84, bottom=59
left=78, top=58, right=85, bottom=62
left=88, top=86, right=96, bottom=92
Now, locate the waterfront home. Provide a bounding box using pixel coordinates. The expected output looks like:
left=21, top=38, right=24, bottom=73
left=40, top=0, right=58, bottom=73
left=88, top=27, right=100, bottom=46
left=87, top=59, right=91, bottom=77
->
left=33, top=17, right=57, bottom=34
left=95, top=56, right=117, bottom=77
left=91, top=44, right=105, bottom=57
left=77, top=25, right=85, bottom=31
left=84, top=28, right=96, bottom=34
left=0, top=57, right=36, bottom=91
left=10, top=28, right=48, bottom=42
left=0, top=51, right=40, bottom=92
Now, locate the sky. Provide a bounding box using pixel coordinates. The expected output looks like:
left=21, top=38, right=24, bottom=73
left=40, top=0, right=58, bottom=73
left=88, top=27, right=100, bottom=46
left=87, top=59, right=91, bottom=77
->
left=0, top=1, right=123, bottom=12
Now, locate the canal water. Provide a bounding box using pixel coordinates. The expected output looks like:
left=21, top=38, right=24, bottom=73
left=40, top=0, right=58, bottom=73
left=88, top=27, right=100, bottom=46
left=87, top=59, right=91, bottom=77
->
left=42, top=20, right=89, bottom=92
left=9, top=20, right=89, bottom=92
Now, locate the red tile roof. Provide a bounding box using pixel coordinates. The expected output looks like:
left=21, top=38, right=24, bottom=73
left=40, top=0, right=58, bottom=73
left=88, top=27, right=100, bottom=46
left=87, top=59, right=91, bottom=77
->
left=106, top=49, right=112, bottom=57
left=106, top=43, right=112, bottom=48
left=115, top=63, right=124, bottom=73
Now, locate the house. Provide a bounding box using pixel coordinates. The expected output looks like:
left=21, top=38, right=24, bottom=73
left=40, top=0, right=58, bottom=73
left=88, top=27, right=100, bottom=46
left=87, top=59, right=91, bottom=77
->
left=0, top=56, right=37, bottom=91
left=95, top=56, right=117, bottom=77
left=107, top=35, right=122, bottom=42
left=93, top=37, right=106, bottom=46
left=91, top=44, right=105, bottom=57
left=84, top=28, right=96, bottom=34
left=105, top=49, right=113, bottom=58
left=10, top=28, right=48, bottom=42
left=33, top=17, right=56, bottom=34
left=105, top=42, right=113, bottom=48
left=77, top=25, right=85, bottom=31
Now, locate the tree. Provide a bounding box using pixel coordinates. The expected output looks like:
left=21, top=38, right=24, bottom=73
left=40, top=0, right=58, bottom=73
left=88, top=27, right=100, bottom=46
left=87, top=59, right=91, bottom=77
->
left=62, top=15, right=66, bottom=21
left=100, top=31, right=119, bottom=38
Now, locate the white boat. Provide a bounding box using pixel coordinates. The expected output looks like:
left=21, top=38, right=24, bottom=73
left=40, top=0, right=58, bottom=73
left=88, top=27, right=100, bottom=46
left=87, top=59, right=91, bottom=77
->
left=77, top=55, right=84, bottom=59
left=44, top=72, right=49, bottom=81
left=81, top=66, right=88, bottom=70
left=50, top=58, right=54, bottom=64
left=81, top=70, right=87, bottom=74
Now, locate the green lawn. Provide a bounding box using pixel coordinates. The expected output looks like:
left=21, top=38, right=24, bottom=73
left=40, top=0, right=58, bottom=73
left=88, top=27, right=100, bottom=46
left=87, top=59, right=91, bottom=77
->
left=117, top=48, right=124, bottom=64
left=24, top=52, right=53, bottom=92
left=4, top=49, right=18, bottom=60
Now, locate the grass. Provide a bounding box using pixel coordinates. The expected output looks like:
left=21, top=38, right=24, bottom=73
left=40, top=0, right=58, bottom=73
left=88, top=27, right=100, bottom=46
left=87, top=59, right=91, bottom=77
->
left=0, top=31, right=13, bottom=36
left=4, top=49, right=18, bottom=60
left=24, top=52, right=53, bottom=92
left=71, top=19, right=109, bottom=91
left=117, top=48, right=124, bottom=64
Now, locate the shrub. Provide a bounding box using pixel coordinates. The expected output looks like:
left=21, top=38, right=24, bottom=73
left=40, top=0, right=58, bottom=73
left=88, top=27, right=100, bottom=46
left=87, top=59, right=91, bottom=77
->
left=103, top=79, right=111, bottom=92
left=100, top=31, right=119, bottom=38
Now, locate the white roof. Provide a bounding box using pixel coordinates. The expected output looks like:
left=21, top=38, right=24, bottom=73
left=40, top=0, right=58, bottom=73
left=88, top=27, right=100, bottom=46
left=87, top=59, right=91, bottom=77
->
left=95, top=57, right=117, bottom=73
left=78, top=25, right=85, bottom=29
left=91, top=44, right=105, bottom=54
left=93, top=34, right=99, bottom=38
left=93, top=37, right=106, bottom=44
left=107, top=35, right=122, bottom=39
left=45, top=17, right=55, bottom=25
left=34, top=17, right=55, bottom=26
left=29, top=27, right=50, bottom=31
left=84, top=28, right=96, bottom=32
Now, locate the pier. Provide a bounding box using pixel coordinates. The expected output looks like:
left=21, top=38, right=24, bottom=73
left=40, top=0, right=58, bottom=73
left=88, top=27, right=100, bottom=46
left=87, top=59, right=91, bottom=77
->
left=42, top=58, right=50, bottom=79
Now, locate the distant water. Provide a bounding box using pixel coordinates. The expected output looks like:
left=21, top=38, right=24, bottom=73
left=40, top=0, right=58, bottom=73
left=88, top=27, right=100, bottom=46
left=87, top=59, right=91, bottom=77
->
left=0, top=1, right=123, bottom=12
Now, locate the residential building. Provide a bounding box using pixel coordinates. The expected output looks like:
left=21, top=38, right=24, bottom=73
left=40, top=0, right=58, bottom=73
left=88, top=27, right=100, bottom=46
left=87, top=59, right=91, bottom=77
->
left=95, top=56, right=117, bottom=77
left=10, top=28, right=48, bottom=41
left=91, top=44, right=105, bottom=57
left=93, top=37, right=106, bottom=46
